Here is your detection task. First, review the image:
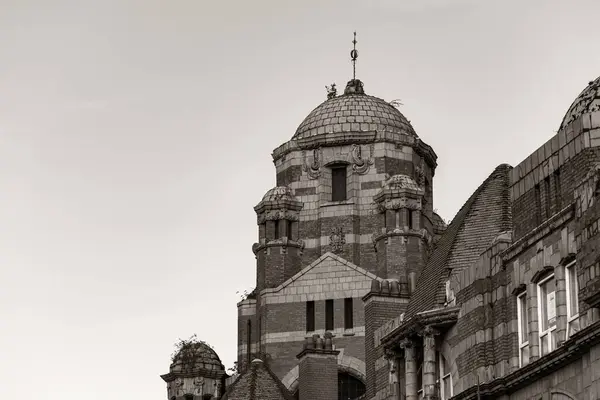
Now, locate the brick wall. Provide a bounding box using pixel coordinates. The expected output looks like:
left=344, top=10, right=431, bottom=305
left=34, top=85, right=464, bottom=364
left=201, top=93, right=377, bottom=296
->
left=364, top=295, right=409, bottom=399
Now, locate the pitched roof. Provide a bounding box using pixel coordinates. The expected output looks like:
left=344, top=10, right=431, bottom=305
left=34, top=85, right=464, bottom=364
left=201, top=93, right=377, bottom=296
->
left=222, top=359, right=294, bottom=400
left=405, top=164, right=513, bottom=317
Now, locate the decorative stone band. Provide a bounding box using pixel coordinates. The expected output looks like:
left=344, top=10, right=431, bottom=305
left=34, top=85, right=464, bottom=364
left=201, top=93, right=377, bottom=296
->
left=251, top=238, right=305, bottom=255
left=371, top=228, right=433, bottom=247
left=271, top=133, right=438, bottom=171
left=262, top=327, right=366, bottom=344
left=374, top=198, right=422, bottom=213
left=256, top=209, right=300, bottom=225
left=254, top=199, right=303, bottom=216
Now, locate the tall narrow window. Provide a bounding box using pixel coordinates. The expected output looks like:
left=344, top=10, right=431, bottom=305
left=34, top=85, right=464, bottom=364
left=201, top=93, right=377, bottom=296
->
left=274, top=220, right=280, bottom=239
left=331, top=166, right=347, bottom=202
left=408, top=209, right=414, bottom=229
left=344, top=298, right=354, bottom=330
left=544, top=176, right=552, bottom=218
left=517, top=291, right=530, bottom=367
left=395, top=210, right=400, bottom=228
left=325, top=299, right=334, bottom=331
left=306, top=301, right=315, bottom=332
left=438, top=353, right=452, bottom=400
left=554, top=169, right=562, bottom=210
left=534, top=184, right=542, bottom=225
left=565, top=261, right=580, bottom=339
left=537, top=275, right=557, bottom=356
left=287, top=220, right=293, bottom=240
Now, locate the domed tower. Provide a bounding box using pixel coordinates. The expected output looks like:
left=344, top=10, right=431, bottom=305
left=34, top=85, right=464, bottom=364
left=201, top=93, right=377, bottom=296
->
left=242, top=36, right=439, bottom=395
left=160, top=341, right=227, bottom=400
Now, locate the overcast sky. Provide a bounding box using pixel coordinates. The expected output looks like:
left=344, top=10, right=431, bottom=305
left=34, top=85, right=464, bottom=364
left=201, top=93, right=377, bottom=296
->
left=1, top=0, right=599, bottom=399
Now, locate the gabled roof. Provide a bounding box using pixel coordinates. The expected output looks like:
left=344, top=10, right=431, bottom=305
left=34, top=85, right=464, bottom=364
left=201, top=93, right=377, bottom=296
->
left=222, top=359, right=294, bottom=400
left=405, top=164, right=513, bottom=317
left=260, top=252, right=380, bottom=295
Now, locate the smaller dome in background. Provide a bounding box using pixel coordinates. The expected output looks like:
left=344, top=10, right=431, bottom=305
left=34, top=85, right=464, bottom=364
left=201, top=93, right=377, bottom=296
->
left=170, top=340, right=224, bottom=373
left=559, top=76, right=600, bottom=131
left=432, top=212, right=448, bottom=234
left=261, top=186, right=296, bottom=202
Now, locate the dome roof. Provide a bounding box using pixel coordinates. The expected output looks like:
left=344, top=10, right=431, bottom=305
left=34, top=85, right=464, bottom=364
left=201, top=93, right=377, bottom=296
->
left=559, top=76, right=600, bottom=131
left=170, top=341, right=224, bottom=373
left=261, top=186, right=295, bottom=202
left=293, top=80, right=416, bottom=140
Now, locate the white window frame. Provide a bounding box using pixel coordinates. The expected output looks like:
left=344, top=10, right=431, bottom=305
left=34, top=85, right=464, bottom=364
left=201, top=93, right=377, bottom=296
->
left=516, top=291, right=529, bottom=367
left=565, top=261, right=579, bottom=339
left=537, top=274, right=557, bottom=356
left=437, top=353, right=452, bottom=400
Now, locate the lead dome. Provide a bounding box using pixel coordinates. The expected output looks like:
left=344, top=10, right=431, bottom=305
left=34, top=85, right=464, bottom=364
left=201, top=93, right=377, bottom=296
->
left=559, top=75, right=600, bottom=131
left=169, top=341, right=224, bottom=373
left=293, top=79, right=417, bottom=140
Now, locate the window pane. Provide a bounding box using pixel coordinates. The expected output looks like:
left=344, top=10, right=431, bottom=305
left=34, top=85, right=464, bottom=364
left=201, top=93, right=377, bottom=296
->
left=331, top=167, right=347, bottom=202
left=344, top=298, right=353, bottom=330
left=518, top=294, right=528, bottom=343
left=443, top=376, right=451, bottom=400
left=541, top=334, right=549, bottom=356
left=306, top=301, right=315, bottom=332
left=521, top=345, right=529, bottom=366
left=325, top=299, right=334, bottom=331
left=568, top=265, right=579, bottom=317
left=540, top=278, right=556, bottom=331
left=569, top=317, right=581, bottom=337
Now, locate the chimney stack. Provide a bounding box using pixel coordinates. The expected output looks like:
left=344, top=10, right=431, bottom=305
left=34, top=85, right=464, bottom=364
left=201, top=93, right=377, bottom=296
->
left=296, top=333, right=340, bottom=400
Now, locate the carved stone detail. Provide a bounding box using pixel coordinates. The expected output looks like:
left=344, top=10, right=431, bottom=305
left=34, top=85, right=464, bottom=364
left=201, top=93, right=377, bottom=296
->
left=193, top=377, right=205, bottom=395
left=302, top=148, right=322, bottom=179
left=257, top=210, right=300, bottom=224
left=415, top=157, right=426, bottom=187
left=329, top=227, right=346, bottom=253
left=351, top=143, right=375, bottom=175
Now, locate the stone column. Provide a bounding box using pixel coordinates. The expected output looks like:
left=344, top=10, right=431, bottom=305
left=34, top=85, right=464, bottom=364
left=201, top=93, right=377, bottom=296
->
left=400, top=338, right=418, bottom=400
left=422, top=326, right=439, bottom=400
left=385, top=349, right=401, bottom=398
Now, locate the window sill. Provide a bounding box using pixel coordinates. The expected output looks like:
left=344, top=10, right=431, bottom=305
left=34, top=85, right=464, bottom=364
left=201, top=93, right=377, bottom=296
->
left=342, top=330, right=355, bottom=337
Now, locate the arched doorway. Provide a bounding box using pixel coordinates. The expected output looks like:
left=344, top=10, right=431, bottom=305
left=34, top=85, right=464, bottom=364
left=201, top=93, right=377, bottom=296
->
left=293, top=372, right=366, bottom=400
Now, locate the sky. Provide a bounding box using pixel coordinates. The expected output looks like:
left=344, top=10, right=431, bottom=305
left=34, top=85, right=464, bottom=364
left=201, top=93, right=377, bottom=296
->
left=0, top=0, right=599, bottom=398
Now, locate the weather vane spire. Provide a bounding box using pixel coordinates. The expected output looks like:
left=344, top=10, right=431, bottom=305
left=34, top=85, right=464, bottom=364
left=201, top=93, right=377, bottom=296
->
left=351, top=31, right=358, bottom=80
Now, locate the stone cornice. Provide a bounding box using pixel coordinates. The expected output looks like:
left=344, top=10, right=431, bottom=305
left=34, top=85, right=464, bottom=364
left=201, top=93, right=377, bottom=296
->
left=451, top=321, right=600, bottom=400
left=252, top=239, right=305, bottom=255
left=501, top=204, right=574, bottom=263
left=270, top=134, right=438, bottom=170
left=380, top=306, right=460, bottom=349
left=160, top=368, right=226, bottom=383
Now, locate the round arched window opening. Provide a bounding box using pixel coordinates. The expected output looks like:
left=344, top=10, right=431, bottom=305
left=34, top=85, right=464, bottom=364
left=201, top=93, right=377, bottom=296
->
left=292, top=372, right=365, bottom=400
left=338, top=372, right=366, bottom=400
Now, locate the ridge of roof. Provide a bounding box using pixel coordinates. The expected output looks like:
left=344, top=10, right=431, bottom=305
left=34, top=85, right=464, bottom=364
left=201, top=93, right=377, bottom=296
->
left=222, top=359, right=294, bottom=400
left=405, top=163, right=513, bottom=317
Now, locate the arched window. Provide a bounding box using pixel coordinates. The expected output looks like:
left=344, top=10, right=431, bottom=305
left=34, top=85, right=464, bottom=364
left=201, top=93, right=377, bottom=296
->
left=338, top=372, right=366, bottom=400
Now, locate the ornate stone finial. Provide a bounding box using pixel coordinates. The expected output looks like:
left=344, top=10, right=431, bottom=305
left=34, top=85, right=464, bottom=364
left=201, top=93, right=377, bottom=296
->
left=351, top=31, right=358, bottom=80
left=326, top=83, right=337, bottom=100
left=344, top=79, right=365, bottom=95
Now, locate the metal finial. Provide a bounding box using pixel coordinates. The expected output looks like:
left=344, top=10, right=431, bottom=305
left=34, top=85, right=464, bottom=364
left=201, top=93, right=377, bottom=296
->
left=350, top=31, right=358, bottom=80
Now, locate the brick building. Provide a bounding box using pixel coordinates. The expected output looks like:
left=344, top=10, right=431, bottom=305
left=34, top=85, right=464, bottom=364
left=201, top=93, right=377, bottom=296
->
left=161, top=70, right=600, bottom=400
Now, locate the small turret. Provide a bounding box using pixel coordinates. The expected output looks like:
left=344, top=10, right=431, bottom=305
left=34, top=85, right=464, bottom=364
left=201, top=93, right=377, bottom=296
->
left=252, top=186, right=304, bottom=291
